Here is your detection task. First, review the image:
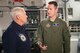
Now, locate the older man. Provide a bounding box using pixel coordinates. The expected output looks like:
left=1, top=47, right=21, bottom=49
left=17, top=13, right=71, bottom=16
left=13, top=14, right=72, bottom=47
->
left=2, top=7, right=31, bottom=53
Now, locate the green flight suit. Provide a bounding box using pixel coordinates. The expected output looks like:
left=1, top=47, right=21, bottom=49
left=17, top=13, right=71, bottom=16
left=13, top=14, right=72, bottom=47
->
left=37, top=18, right=71, bottom=53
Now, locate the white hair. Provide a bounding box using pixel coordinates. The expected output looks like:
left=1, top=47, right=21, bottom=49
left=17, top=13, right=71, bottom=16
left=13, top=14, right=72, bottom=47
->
left=10, top=7, right=25, bottom=20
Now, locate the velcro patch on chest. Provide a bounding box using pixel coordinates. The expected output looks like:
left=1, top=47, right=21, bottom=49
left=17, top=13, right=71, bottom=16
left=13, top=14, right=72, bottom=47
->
left=19, top=34, right=27, bottom=42
left=53, top=23, right=60, bottom=26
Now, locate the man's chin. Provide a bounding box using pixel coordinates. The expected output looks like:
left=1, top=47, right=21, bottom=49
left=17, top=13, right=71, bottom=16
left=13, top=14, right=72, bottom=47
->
left=24, top=21, right=28, bottom=24
left=48, top=16, right=52, bottom=18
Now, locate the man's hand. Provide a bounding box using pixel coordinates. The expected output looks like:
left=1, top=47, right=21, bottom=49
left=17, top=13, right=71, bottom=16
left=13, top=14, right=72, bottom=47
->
left=37, top=41, right=48, bottom=51
left=39, top=45, right=48, bottom=51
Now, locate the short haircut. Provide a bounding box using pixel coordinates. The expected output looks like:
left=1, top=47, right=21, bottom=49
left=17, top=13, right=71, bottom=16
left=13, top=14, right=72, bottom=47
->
left=48, top=1, right=58, bottom=8
left=10, top=7, right=25, bottom=20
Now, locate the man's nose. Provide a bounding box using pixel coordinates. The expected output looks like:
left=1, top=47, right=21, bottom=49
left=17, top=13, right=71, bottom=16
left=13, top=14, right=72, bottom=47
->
left=26, top=15, right=28, bottom=18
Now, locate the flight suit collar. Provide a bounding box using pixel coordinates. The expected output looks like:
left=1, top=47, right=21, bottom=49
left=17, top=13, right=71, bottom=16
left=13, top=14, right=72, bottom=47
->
left=48, top=17, right=58, bottom=23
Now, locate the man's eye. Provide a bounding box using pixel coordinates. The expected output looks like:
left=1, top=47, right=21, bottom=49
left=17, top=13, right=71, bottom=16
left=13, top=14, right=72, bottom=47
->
left=50, top=8, right=52, bottom=10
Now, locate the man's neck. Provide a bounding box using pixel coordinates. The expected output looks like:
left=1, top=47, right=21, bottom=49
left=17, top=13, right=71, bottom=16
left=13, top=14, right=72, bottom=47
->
left=15, top=20, right=23, bottom=26
left=50, top=16, right=57, bottom=22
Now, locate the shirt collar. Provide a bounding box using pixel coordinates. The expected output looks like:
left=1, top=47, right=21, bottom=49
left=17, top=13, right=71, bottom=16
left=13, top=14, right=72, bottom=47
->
left=11, top=21, right=25, bottom=32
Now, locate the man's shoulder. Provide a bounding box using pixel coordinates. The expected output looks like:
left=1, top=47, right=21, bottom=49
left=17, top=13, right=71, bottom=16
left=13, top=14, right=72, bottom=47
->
left=7, top=25, right=14, bottom=32
left=40, top=18, right=49, bottom=24
left=3, top=25, right=15, bottom=36
left=58, top=18, right=66, bottom=25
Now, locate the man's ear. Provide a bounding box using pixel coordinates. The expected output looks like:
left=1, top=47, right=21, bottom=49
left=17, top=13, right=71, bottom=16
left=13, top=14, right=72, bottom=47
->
left=16, top=15, right=20, bottom=20
left=56, top=8, right=58, bottom=13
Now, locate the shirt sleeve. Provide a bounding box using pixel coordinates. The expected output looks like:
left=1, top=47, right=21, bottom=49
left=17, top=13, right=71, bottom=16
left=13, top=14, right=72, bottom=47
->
left=62, top=22, right=71, bottom=53
left=37, top=23, right=44, bottom=44
left=2, top=31, right=17, bottom=53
